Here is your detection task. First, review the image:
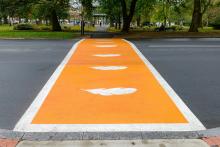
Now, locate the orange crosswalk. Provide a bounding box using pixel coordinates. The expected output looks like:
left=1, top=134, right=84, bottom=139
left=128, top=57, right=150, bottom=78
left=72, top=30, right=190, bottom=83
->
left=32, top=39, right=188, bottom=124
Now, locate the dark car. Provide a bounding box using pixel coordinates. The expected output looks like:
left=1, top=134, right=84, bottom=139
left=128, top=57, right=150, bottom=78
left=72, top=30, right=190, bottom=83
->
left=142, top=22, right=153, bottom=26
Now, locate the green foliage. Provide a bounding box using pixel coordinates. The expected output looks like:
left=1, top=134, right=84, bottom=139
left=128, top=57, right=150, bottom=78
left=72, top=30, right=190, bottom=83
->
left=99, top=0, right=121, bottom=25
left=142, top=26, right=156, bottom=32
left=80, top=0, right=93, bottom=18
left=1, top=0, right=220, bottom=33
left=38, top=25, right=51, bottom=31
left=134, top=0, right=156, bottom=23
left=32, top=0, right=70, bottom=20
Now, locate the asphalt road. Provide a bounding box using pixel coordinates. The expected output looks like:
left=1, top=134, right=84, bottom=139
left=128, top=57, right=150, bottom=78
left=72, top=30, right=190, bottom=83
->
left=131, top=38, right=220, bottom=129
left=0, top=38, right=220, bottom=130
left=0, top=39, right=76, bottom=130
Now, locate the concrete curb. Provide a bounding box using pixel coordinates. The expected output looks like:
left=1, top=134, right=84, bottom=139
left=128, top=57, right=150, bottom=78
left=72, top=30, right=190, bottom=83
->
left=0, top=128, right=219, bottom=141
left=16, top=139, right=210, bottom=147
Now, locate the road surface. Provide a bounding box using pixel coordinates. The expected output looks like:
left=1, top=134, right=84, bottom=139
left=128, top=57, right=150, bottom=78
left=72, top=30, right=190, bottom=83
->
left=0, top=38, right=220, bottom=131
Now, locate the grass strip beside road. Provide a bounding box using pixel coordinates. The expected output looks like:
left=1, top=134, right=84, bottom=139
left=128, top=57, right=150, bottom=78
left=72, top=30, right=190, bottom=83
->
left=0, top=25, right=93, bottom=39
left=116, top=31, right=220, bottom=39
left=0, top=31, right=80, bottom=39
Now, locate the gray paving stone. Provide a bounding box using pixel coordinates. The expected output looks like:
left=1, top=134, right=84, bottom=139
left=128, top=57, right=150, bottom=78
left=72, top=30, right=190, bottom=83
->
left=198, top=127, right=220, bottom=137
left=50, top=132, right=84, bottom=140
left=22, top=133, right=56, bottom=141
left=0, top=129, right=23, bottom=139
left=141, top=132, right=199, bottom=139
left=16, top=139, right=210, bottom=147
left=82, top=132, right=143, bottom=140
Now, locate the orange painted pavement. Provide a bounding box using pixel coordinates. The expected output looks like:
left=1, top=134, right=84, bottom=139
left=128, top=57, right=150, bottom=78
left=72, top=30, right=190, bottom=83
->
left=32, top=39, right=188, bottom=124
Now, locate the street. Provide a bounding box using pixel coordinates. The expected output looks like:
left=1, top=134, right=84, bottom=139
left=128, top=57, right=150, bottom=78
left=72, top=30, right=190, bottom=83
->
left=0, top=38, right=220, bottom=131
left=131, top=38, right=220, bottom=129
left=0, top=39, right=76, bottom=130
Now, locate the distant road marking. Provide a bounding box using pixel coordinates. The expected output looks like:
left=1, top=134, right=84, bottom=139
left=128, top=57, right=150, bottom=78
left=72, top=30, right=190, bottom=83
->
left=94, top=39, right=112, bottom=41
left=14, top=39, right=205, bottom=132
left=95, top=41, right=115, bottom=44
left=93, top=54, right=121, bottom=57
left=84, top=88, right=137, bottom=96
left=90, top=66, right=127, bottom=70
left=96, top=45, right=117, bottom=48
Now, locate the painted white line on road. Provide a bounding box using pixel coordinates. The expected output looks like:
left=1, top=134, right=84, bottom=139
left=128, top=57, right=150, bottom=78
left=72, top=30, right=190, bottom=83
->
left=96, top=45, right=117, bottom=48
left=93, top=54, right=121, bottom=57
left=124, top=39, right=206, bottom=131
left=95, top=41, right=115, bottom=44
left=90, top=66, right=127, bottom=70
left=84, top=88, right=137, bottom=96
left=94, top=39, right=112, bottom=41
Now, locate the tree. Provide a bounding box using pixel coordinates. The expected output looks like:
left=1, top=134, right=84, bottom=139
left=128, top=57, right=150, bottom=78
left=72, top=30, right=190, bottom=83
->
left=79, top=0, right=93, bottom=35
left=189, top=0, right=202, bottom=32
left=32, top=0, right=69, bottom=31
left=189, top=0, right=212, bottom=32
left=99, top=0, right=121, bottom=29
left=134, top=0, right=156, bottom=27
left=0, top=0, right=10, bottom=24
left=120, top=0, right=138, bottom=32
left=80, top=0, right=93, bottom=18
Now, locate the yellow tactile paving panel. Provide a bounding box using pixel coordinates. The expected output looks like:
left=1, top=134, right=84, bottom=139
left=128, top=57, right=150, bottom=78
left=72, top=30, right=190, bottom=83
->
left=32, top=39, right=188, bottom=124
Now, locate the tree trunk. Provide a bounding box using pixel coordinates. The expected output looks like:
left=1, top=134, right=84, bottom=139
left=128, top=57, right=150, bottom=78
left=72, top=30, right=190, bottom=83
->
left=206, top=18, right=209, bottom=26
left=110, top=17, right=114, bottom=27
left=3, top=16, right=8, bottom=24
left=189, top=0, right=202, bottom=32
left=51, top=9, right=62, bottom=31
left=137, top=15, right=141, bottom=27
left=120, top=0, right=138, bottom=32
left=118, top=14, right=121, bottom=30
left=122, top=18, right=130, bottom=32
left=46, top=19, right=49, bottom=25
left=199, top=15, right=203, bottom=28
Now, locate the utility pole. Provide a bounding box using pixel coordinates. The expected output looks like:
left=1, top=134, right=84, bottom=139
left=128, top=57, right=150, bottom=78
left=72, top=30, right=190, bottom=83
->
left=80, top=4, right=85, bottom=35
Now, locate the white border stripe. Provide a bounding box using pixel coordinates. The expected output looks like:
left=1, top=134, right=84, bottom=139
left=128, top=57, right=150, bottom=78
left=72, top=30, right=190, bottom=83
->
left=14, top=39, right=205, bottom=132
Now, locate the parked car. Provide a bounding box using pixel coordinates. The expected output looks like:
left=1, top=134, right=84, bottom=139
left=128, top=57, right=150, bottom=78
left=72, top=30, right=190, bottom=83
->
left=142, top=22, right=153, bottom=27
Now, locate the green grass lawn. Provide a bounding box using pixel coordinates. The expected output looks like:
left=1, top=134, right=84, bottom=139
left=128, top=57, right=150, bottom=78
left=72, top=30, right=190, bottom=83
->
left=199, top=27, right=220, bottom=32
left=0, top=31, right=80, bottom=39
left=0, top=25, right=83, bottom=39
left=0, top=25, right=14, bottom=31
left=69, top=25, right=96, bottom=32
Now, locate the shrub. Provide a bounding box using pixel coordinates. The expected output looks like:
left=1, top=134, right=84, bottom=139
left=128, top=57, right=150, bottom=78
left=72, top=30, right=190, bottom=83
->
left=211, top=24, right=220, bottom=30
left=39, top=26, right=51, bottom=31
left=169, top=25, right=184, bottom=31
left=62, top=26, right=71, bottom=31
left=143, top=26, right=156, bottom=32
left=14, top=24, right=34, bottom=30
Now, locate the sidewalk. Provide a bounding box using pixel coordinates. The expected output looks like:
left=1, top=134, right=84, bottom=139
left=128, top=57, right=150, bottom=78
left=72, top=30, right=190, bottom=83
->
left=1, top=131, right=220, bottom=147
left=1, top=138, right=219, bottom=147
left=95, top=25, right=109, bottom=32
